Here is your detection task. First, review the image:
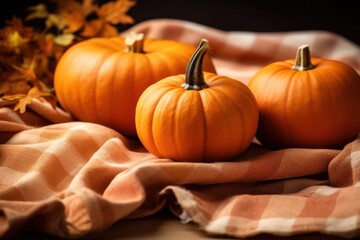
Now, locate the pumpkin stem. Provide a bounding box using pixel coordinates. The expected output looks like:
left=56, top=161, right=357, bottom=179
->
left=125, top=32, right=145, bottom=53
left=292, top=44, right=314, bottom=71
left=182, top=39, right=209, bottom=90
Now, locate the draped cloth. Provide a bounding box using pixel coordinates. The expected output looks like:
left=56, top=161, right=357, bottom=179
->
left=1, top=19, right=360, bottom=239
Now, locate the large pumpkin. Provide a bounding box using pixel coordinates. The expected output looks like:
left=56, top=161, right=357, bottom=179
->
left=135, top=39, right=259, bottom=162
left=54, top=33, right=216, bottom=138
left=248, top=45, right=360, bottom=149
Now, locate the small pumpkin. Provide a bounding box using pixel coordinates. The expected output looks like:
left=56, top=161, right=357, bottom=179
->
left=135, top=39, right=259, bottom=162
left=54, top=33, right=216, bottom=138
left=248, top=45, right=360, bottom=149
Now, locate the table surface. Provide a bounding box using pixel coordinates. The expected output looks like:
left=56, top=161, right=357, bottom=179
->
left=16, top=209, right=344, bottom=240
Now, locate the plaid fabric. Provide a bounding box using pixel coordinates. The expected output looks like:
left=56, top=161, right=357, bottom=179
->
left=1, top=19, right=360, bottom=239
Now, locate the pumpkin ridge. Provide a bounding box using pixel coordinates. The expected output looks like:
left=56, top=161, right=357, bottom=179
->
left=103, top=52, right=134, bottom=131
left=207, top=83, right=253, bottom=153
left=152, top=87, right=181, bottom=157
left=148, top=51, right=178, bottom=82
left=154, top=41, right=192, bottom=52
left=305, top=67, right=343, bottom=147
left=137, top=84, right=174, bottom=156
left=317, top=63, right=360, bottom=145
left=200, top=87, right=234, bottom=159
left=144, top=90, right=162, bottom=156
left=86, top=38, right=125, bottom=52
left=282, top=69, right=299, bottom=146
left=197, top=90, right=208, bottom=161
left=145, top=40, right=189, bottom=56
left=77, top=47, right=117, bottom=122
left=174, top=91, right=199, bottom=160
left=94, top=51, right=124, bottom=125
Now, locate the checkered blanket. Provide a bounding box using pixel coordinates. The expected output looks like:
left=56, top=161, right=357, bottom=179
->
left=1, top=19, right=360, bottom=239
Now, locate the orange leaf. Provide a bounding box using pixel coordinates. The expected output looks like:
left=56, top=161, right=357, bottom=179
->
left=7, top=31, right=28, bottom=49
left=1, top=87, right=52, bottom=113
left=81, top=19, right=105, bottom=37
left=54, top=33, right=75, bottom=46
left=26, top=4, right=49, bottom=21
left=97, top=0, right=136, bottom=25
left=100, top=23, right=121, bottom=37
left=56, top=0, right=85, bottom=33
left=0, top=79, right=30, bottom=95
left=82, top=0, right=96, bottom=16
left=45, top=14, right=68, bottom=31
left=4, top=17, right=33, bottom=39
left=12, top=62, right=37, bottom=82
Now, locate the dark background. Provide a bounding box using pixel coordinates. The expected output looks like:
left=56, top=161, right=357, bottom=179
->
left=1, top=0, right=359, bottom=45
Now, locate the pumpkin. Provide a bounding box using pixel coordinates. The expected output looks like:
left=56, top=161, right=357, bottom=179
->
left=54, top=33, right=216, bottom=138
left=135, top=39, right=259, bottom=162
left=248, top=45, right=360, bottom=149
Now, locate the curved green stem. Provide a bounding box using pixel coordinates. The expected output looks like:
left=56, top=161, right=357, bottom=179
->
left=292, top=44, right=314, bottom=71
left=125, top=32, right=145, bottom=53
left=182, top=39, right=210, bottom=90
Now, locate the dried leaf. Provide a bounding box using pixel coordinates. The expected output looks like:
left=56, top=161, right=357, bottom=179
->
left=1, top=87, right=52, bottom=113
left=0, top=80, right=30, bottom=96
left=7, top=31, right=28, bottom=49
left=12, top=59, right=37, bottom=82
left=45, top=14, right=68, bottom=31
left=100, top=23, right=121, bottom=37
left=82, top=0, right=95, bottom=16
left=56, top=0, right=85, bottom=33
left=4, top=17, right=33, bottom=38
left=83, top=20, right=121, bottom=38
left=17, top=87, right=52, bottom=113
left=0, top=0, right=136, bottom=114
left=54, top=33, right=75, bottom=46
left=26, top=4, right=49, bottom=21
left=97, top=0, right=135, bottom=25
left=38, top=34, right=56, bottom=57
left=81, top=19, right=104, bottom=37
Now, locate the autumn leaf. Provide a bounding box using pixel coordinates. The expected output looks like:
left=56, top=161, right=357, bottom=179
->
left=0, top=0, right=136, bottom=114
left=25, top=4, right=49, bottom=21
left=45, top=14, right=68, bottom=31
left=7, top=31, right=28, bottom=49
left=11, top=57, right=37, bottom=83
left=4, top=17, right=33, bottom=39
left=56, top=0, right=86, bottom=33
left=96, top=0, right=136, bottom=25
left=1, top=86, right=53, bottom=113
left=0, top=80, right=30, bottom=96
left=54, top=33, right=75, bottom=46
left=81, top=19, right=120, bottom=38
left=81, top=19, right=104, bottom=37
left=82, top=0, right=95, bottom=16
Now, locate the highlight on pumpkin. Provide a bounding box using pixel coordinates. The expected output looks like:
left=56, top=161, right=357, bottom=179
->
left=135, top=39, right=259, bottom=162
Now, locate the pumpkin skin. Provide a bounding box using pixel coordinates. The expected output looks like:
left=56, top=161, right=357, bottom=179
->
left=135, top=40, right=259, bottom=162
left=248, top=45, right=360, bottom=149
left=54, top=34, right=216, bottom=138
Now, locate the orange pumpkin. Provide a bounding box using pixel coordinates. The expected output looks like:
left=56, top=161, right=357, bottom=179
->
left=248, top=45, right=360, bottom=149
left=54, top=33, right=216, bottom=138
left=135, top=39, right=259, bottom=162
